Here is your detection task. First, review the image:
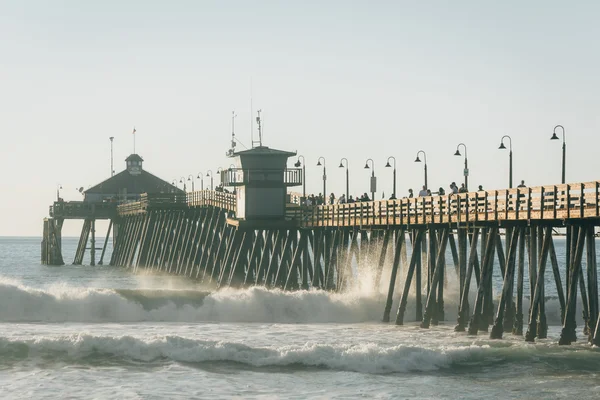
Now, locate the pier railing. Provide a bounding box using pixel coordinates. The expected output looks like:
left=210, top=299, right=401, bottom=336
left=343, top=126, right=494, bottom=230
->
left=114, top=181, right=600, bottom=225
left=117, top=193, right=188, bottom=215
left=187, top=190, right=237, bottom=211
left=298, top=181, right=600, bottom=227
left=221, top=168, right=303, bottom=187
left=50, top=200, right=117, bottom=219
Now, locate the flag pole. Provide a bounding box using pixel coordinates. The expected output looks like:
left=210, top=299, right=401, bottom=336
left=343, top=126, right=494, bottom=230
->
left=133, top=126, right=136, bottom=154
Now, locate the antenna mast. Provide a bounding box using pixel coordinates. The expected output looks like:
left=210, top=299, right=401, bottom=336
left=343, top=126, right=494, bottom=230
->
left=109, top=136, right=115, bottom=176
left=227, top=111, right=237, bottom=157
left=255, top=109, right=263, bottom=147
left=250, top=78, right=253, bottom=148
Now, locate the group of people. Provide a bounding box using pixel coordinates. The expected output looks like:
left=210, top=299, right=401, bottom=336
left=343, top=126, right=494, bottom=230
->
left=215, top=185, right=233, bottom=193
left=302, top=192, right=372, bottom=206
left=404, top=180, right=528, bottom=199
left=338, top=193, right=371, bottom=203
left=301, top=179, right=530, bottom=206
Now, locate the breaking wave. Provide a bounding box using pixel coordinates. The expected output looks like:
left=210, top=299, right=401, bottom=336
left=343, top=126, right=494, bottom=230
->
left=0, top=278, right=387, bottom=323
left=0, top=334, right=597, bottom=373
left=0, top=277, right=580, bottom=325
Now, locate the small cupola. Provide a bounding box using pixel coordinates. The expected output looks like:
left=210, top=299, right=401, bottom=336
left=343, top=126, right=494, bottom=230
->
left=125, top=154, right=144, bottom=176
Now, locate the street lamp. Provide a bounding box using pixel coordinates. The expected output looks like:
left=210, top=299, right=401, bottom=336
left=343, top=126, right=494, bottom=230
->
left=454, top=143, right=468, bottom=191
left=196, top=172, right=204, bottom=191
left=216, top=167, right=224, bottom=189
left=550, top=125, right=566, bottom=184
left=294, top=155, right=306, bottom=199
left=339, top=158, right=349, bottom=201
left=385, top=156, right=396, bottom=199
left=414, top=150, right=428, bottom=191
left=56, top=184, right=62, bottom=201
left=498, top=135, right=513, bottom=188
left=109, top=137, right=115, bottom=177
left=364, top=158, right=375, bottom=201
left=206, top=170, right=214, bottom=191
left=187, top=174, right=195, bottom=192
left=317, top=156, right=326, bottom=203
left=179, top=177, right=187, bottom=192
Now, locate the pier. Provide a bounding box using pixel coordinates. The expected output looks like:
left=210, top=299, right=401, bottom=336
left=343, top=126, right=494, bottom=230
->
left=42, top=144, right=600, bottom=347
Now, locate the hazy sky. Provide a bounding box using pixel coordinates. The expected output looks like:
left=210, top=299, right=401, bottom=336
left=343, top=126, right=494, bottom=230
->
left=1, top=1, right=599, bottom=236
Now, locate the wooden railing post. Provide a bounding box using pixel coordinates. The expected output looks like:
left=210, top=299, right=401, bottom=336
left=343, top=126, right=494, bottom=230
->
left=580, top=183, right=584, bottom=219
left=539, top=187, right=543, bottom=220
left=596, top=181, right=600, bottom=217
left=493, top=190, right=498, bottom=220
left=566, top=184, right=571, bottom=219
left=553, top=185, right=557, bottom=219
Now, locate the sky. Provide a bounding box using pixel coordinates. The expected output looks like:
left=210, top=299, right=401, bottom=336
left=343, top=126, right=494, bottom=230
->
left=1, top=0, right=599, bottom=237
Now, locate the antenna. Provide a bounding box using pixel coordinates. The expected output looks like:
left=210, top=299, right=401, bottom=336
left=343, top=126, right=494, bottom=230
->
left=109, top=137, right=115, bottom=176
left=227, top=111, right=237, bottom=157
left=250, top=78, right=253, bottom=148
left=255, top=109, right=263, bottom=147
left=132, top=126, right=136, bottom=154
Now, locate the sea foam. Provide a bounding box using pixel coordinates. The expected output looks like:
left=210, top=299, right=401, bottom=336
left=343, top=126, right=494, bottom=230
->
left=0, top=277, right=576, bottom=325
left=0, top=278, right=386, bottom=323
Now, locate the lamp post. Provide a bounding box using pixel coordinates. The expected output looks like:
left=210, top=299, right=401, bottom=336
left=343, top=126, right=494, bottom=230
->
left=109, top=136, right=115, bottom=177
left=206, top=170, right=214, bottom=191
left=550, top=125, right=566, bottom=184
left=317, top=156, right=326, bottom=204
left=56, top=184, right=62, bottom=201
left=454, top=143, right=468, bottom=191
left=385, top=156, right=396, bottom=199
left=179, top=177, right=187, bottom=192
left=339, top=158, right=349, bottom=201
left=364, top=158, right=375, bottom=201
left=216, top=167, right=223, bottom=189
left=498, top=135, right=513, bottom=188
left=196, top=172, right=204, bottom=191
left=414, top=150, right=428, bottom=191
left=187, top=174, right=195, bottom=192
left=294, top=155, right=306, bottom=200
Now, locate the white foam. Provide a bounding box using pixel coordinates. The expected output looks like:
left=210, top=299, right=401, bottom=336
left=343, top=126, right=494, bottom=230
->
left=0, top=277, right=387, bottom=323
left=0, top=333, right=494, bottom=373
left=0, top=276, right=581, bottom=325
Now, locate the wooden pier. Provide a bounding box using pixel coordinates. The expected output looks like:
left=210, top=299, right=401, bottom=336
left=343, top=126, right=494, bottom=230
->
left=42, top=147, right=600, bottom=346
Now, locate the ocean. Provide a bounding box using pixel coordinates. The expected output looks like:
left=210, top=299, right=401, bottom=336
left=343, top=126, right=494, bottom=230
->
left=0, top=236, right=599, bottom=399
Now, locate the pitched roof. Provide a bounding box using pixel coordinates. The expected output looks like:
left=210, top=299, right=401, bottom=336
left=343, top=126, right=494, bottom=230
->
left=125, top=154, right=144, bottom=162
left=85, top=169, right=183, bottom=195
left=233, top=146, right=296, bottom=157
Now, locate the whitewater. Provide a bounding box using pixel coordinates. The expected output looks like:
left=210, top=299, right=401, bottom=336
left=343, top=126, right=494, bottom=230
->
left=1, top=237, right=599, bottom=399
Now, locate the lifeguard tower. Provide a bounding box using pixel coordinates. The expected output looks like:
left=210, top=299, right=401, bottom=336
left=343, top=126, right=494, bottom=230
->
left=221, top=112, right=302, bottom=225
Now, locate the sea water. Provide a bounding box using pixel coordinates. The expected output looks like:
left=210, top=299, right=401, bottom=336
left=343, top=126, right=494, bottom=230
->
left=0, top=237, right=599, bottom=399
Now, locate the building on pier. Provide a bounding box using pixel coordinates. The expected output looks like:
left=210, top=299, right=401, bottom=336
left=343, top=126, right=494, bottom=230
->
left=42, top=153, right=181, bottom=267
left=84, top=154, right=183, bottom=203
left=223, top=146, right=301, bottom=220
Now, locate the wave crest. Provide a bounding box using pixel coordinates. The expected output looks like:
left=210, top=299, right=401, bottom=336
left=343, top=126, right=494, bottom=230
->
left=0, top=279, right=385, bottom=323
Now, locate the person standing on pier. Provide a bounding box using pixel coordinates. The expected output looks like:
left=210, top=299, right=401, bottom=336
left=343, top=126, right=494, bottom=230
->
left=408, top=188, right=414, bottom=198
left=450, top=182, right=458, bottom=194
left=418, top=185, right=428, bottom=197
